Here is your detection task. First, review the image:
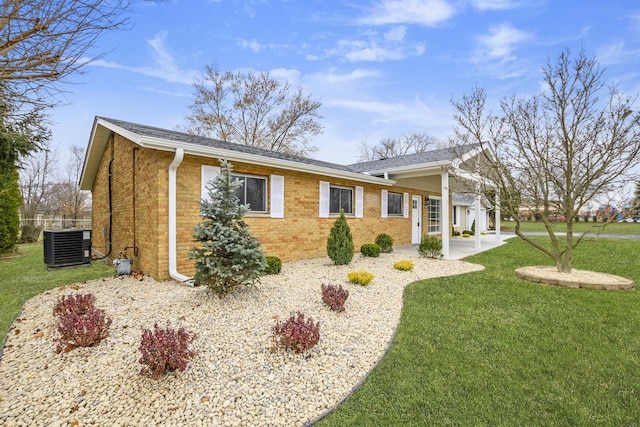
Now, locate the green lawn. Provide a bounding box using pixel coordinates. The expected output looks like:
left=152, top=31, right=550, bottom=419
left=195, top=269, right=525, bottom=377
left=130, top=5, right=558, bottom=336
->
left=318, top=237, right=640, bottom=426
left=502, top=219, right=640, bottom=234
left=0, top=244, right=114, bottom=346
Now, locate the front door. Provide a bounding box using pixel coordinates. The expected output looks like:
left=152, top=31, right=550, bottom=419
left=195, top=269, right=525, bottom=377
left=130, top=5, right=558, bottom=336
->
left=412, top=195, right=421, bottom=244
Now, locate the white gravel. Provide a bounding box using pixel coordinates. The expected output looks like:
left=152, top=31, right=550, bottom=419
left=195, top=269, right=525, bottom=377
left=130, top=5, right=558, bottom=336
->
left=0, top=252, right=483, bottom=427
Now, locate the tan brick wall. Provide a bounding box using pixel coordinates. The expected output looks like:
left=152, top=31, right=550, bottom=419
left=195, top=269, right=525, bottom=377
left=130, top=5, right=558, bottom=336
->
left=173, top=158, right=438, bottom=277
left=91, top=137, right=446, bottom=281
left=91, top=135, right=173, bottom=279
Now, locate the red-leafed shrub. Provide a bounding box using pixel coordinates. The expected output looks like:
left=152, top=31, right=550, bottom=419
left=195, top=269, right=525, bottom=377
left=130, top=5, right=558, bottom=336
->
left=321, top=283, right=349, bottom=312
left=54, top=309, right=112, bottom=353
left=272, top=311, right=320, bottom=353
left=53, top=293, right=97, bottom=317
left=139, top=323, right=196, bottom=379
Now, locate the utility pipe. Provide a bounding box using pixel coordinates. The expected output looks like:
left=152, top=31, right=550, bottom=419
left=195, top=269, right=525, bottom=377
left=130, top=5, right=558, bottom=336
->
left=168, top=148, right=191, bottom=284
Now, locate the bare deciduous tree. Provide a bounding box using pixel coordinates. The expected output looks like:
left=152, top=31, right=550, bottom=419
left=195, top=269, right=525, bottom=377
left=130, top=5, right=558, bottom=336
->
left=19, top=137, right=56, bottom=219
left=0, top=0, right=131, bottom=125
left=358, top=132, right=442, bottom=161
left=184, top=64, right=323, bottom=157
left=450, top=48, right=640, bottom=273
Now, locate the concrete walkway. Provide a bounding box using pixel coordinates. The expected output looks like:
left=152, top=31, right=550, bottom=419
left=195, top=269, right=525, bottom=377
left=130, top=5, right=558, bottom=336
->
left=396, top=233, right=514, bottom=260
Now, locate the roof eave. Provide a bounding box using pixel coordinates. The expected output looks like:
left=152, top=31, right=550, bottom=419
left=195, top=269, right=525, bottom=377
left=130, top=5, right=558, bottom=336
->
left=141, top=136, right=395, bottom=186
left=80, top=118, right=395, bottom=189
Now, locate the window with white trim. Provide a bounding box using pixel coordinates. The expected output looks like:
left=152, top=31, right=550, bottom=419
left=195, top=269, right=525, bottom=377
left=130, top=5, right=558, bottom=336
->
left=387, top=192, right=403, bottom=216
left=427, top=197, right=441, bottom=233
left=330, top=185, right=353, bottom=214
left=231, top=174, right=267, bottom=212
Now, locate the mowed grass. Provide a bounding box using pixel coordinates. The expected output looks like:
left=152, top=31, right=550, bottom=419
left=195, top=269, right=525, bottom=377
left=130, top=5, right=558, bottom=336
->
left=0, top=244, right=114, bottom=345
left=318, top=237, right=640, bottom=426
left=502, top=219, right=640, bottom=235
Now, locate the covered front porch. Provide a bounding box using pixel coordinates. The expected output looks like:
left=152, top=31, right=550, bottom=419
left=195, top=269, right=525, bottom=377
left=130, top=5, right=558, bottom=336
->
left=349, top=145, right=501, bottom=258
left=395, top=231, right=511, bottom=260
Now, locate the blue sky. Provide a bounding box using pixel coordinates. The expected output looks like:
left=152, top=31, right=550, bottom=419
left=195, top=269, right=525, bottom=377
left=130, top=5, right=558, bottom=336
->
left=51, top=0, right=640, bottom=166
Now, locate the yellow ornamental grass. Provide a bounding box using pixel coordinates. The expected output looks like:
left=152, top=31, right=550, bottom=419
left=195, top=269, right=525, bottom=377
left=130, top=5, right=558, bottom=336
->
left=393, top=260, right=414, bottom=271
left=347, top=270, right=374, bottom=286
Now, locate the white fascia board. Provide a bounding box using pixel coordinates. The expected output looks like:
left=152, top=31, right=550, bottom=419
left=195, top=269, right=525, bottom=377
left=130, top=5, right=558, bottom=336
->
left=377, top=162, right=452, bottom=179
left=459, top=145, right=486, bottom=164
left=138, top=136, right=395, bottom=186
left=79, top=119, right=116, bottom=190
left=87, top=118, right=394, bottom=186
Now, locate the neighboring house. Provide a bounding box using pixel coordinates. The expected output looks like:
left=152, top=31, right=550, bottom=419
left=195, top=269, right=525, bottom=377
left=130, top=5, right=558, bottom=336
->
left=79, top=117, right=497, bottom=281
left=452, top=193, right=492, bottom=233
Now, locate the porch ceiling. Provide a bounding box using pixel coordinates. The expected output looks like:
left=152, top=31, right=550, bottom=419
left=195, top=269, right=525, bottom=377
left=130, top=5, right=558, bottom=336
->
left=391, top=172, right=466, bottom=193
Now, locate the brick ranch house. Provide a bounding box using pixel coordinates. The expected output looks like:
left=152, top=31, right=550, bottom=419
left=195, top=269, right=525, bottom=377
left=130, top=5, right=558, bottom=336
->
left=79, top=117, right=499, bottom=282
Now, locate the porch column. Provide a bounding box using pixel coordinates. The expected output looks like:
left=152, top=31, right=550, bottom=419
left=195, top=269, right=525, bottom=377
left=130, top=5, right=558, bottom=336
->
left=475, top=193, right=481, bottom=249
left=441, top=172, right=450, bottom=258
left=495, top=190, right=501, bottom=242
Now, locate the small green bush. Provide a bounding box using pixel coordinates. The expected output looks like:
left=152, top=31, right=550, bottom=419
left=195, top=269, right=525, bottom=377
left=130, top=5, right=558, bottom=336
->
left=375, top=233, right=393, bottom=253
left=462, top=230, right=474, bottom=236
left=452, top=227, right=461, bottom=237
left=360, top=243, right=380, bottom=257
left=393, top=260, right=415, bottom=271
left=418, top=235, right=443, bottom=258
left=348, top=270, right=374, bottom=286
left=462, top=233, right=471, bottom=238
left=263, top=256, right=282, bottom=275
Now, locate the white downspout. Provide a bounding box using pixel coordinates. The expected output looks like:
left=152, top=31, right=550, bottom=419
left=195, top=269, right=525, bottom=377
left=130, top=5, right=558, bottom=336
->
left=169, top=148, right=191, bottom=284
left=495, top=190, right=501, bottom=242
left=441, top=172, right=450, bottom=258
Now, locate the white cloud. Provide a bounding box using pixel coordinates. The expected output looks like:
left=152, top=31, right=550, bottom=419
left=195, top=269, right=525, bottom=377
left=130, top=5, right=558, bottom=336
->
left=470, top=0, right=525, bottom=11
left=358, top=0, right=455, bottom=26
left=384, top=25, right=408, bottom=42
left=238, top=38, right=264, bottom=53
left=309, top=68, right=381, bottom=85
left=473, top=23, right=533, bottom=63
left=269, top=67, right=302, bottom=83
left=596, top=41, right=640, bottom=66
left=319, top=36, right=425, bottom=63
left=86, top=31, right=200, bottom=85
left=325, top=96, right=451, bottom=129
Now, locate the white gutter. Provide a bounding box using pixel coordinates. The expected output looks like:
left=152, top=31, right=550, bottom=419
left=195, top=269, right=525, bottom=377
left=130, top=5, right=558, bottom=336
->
left=168, top=148, right=191, bottom=284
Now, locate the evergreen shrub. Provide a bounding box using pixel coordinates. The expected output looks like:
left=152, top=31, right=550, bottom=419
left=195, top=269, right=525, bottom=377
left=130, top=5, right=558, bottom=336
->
left=326, top=210, right=354, bottom=265
left=418, top=235, right=443, bottom=258
left=360, top=243, right=380, bottom=257
left=189, top=159, right=266, bottom=296
left=375, top=233, right=393, bottom=253
left=264, top=256, right=282, bottom=275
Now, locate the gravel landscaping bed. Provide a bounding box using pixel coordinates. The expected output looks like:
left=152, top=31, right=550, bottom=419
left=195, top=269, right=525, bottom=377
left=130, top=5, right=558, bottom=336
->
left=0, top=252, right=483, bottom=427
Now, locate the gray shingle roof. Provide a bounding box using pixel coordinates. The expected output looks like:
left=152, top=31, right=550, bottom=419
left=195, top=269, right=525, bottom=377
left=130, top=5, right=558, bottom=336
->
left=348, top=144, right=479, bottom=172
left=99, top=117, right=478, bottom=174
left=99, top=117, right=357, bottom=173
left=453, top=193, right=491, bottom=207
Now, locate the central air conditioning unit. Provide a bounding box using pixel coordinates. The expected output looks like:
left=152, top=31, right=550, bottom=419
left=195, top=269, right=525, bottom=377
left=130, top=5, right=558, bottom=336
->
left=43, top=229, right=92, bottom=270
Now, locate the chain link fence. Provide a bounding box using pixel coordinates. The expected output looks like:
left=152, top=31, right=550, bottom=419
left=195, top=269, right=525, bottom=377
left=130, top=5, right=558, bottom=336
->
left=20, top=217, right=91, bottom=231
left=19, top=217, right=91, bottom=243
